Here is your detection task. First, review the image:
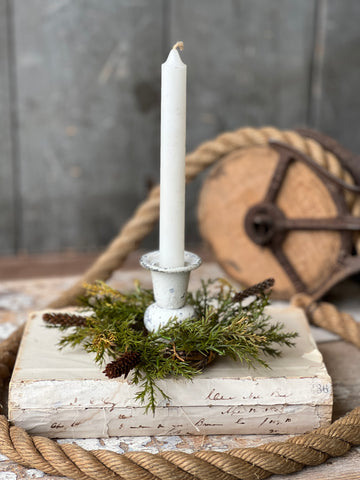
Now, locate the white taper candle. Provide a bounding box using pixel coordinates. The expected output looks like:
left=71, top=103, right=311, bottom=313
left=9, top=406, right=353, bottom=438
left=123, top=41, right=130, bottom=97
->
left=159, top=42, right=187, bottom=268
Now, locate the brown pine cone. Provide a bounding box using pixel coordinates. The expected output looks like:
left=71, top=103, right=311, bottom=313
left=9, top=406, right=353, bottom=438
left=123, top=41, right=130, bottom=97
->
left=42, top=312, right=88, bottom=327
left=233, top=278, right=275, bottom=303
left=103, top=351, right=141, bottom=379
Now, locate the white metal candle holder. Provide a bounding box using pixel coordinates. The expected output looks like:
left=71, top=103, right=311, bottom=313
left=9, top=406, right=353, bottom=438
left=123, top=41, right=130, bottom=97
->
left=140, top=250, right=201, bottom=332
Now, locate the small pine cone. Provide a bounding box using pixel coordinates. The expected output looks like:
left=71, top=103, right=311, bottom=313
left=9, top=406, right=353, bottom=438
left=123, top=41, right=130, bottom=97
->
left=103, top=352, right=141, bottom=379
left=42, top=312, right=88, bottom=327
left=233, top=278, right=275, bottom=303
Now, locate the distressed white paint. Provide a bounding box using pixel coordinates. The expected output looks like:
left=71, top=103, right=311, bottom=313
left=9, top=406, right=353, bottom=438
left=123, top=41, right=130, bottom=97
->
left=9, top=306, right=332, bottom=437
left=140, top=250, right=201, bottom=331
left=25, top=470, right=44, bottom=478
left=0, top=473, right=17, bottom=480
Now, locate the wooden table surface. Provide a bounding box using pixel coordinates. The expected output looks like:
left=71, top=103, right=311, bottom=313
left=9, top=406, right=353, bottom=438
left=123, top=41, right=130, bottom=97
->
left=0, top=259, right=359, bottom=480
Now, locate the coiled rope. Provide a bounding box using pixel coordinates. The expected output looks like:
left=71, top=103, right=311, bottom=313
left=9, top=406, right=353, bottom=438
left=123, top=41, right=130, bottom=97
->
left=0, top=126, right=359, bottom=479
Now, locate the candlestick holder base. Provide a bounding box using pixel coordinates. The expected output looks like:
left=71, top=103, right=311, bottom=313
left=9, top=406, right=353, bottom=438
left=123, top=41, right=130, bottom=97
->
left=140, top=250, right=201, bottom=332
left=143, top=302, right=196, bottom=333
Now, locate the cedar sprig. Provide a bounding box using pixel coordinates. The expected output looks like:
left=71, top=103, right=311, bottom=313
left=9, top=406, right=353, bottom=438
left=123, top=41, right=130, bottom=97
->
left=43, top=312, right=89, bottom=328
left=53, top=278, right=297, bottom=413
left=103, top=351, right=141, bottom=379
left=232, top=278, right=275, bottom=303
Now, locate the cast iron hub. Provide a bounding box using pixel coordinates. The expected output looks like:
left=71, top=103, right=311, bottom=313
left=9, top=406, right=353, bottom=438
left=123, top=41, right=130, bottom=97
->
left=243, top=140, right=360, bottom=298
left=245, top=202, right=286, bottom=247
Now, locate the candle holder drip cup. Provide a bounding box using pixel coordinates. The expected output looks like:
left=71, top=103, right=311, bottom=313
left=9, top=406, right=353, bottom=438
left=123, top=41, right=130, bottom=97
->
left=140, top=251, right=202, bottom=332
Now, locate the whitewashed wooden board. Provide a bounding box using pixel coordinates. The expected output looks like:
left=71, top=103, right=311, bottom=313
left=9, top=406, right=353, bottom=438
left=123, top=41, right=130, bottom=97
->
left=9, top=305, right=332, bottom=437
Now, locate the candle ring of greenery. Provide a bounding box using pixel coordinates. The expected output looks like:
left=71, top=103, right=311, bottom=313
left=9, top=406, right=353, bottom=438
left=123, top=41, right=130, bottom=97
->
left=43, top=278, right=297, bottom=413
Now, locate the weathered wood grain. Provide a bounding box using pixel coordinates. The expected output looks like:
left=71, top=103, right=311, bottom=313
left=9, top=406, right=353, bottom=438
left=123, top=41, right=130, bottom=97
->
left=14, top=0, right=163, bottom=253
left=171, top=0, right=316, bottom=139
left=169, top=0, right=317, bottom=237
left=1, top=0, right=360, bottom=259
left=316, top=0, right=360, bottom=153
left=0, top=0, right=16, bottom=255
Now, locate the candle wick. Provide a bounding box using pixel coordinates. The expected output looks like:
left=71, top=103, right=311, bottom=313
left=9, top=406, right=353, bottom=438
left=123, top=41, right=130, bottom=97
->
left=172, top=41, right=184, bottom=52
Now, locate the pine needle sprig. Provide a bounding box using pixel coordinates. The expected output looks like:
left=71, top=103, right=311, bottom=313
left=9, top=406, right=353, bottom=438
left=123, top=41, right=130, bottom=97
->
left=43, top=312, right=89, bottom=328
left=50, top=278, right=298, bottom=413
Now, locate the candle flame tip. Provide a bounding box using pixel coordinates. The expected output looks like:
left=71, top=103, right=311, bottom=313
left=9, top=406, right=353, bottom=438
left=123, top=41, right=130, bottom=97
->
left=172, top=41, right=184, bottom=52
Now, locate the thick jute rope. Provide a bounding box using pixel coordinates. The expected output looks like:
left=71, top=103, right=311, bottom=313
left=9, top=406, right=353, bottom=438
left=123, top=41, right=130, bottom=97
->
left=1, top=126, right=360, bottom=480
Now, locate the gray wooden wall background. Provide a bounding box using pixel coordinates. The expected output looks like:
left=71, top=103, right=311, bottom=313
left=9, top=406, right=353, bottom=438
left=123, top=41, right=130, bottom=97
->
left=1, top=0, right=359, bottom=256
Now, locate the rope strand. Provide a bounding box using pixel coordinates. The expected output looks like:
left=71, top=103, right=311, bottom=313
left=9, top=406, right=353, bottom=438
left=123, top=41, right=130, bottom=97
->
left=0, top=410, right=358, bottom=480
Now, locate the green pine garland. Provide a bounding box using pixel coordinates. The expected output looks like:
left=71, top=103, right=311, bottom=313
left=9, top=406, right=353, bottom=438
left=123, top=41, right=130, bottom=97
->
left=44, top=279, right=297, bottom=413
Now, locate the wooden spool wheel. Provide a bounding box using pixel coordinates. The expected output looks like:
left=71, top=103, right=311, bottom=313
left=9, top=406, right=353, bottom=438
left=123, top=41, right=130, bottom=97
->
left=198, top=133, right=360, bottom=300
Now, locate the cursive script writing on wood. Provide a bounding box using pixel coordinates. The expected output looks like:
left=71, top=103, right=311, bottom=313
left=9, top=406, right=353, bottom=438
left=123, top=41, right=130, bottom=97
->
left=195, top=418, right=223, bottom=427
left=206, top=388, right=235, bottom=401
